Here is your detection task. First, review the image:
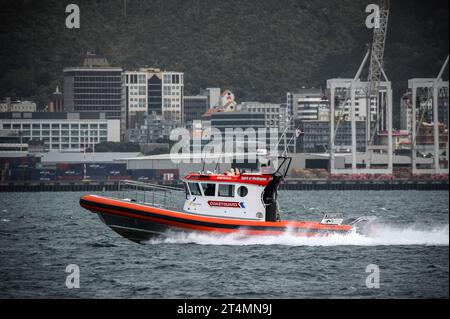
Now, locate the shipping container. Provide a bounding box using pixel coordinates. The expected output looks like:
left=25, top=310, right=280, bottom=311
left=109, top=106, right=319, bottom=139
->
left=103, top=163, right=127, bottom=170
left=57, top=175, right=83, bottom=181
left=56, top=163, right=70, bottom=170
left=31, top=169, right=57, bottom=181
left=8, top=169, right=32, bottom=181
left=130, top=169, right=155, bottom=182
left=86, top=163, right=107, bottom=178
left=154, top=169, right=179, bottom=179
left=3, top=156, right=40, bottom=170
left=107, top=175, right=131, bottom=181
left=105, top=163, right=128, bottom=176
left=57, top=169, right=83, bottom=177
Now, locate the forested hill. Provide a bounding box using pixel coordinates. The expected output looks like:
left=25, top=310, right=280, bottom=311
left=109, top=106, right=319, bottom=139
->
left=0, top=0, right=448, bottom=109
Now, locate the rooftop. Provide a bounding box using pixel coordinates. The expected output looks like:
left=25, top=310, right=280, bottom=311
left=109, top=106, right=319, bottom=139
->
left=41, top=151, right=142, bottom=164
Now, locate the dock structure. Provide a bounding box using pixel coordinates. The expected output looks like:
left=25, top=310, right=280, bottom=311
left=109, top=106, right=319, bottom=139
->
left=409, top=55, right=449, bottom=175
left=328, top=76, right=393, bottom=175
left=0, top=180, right=447, bottom=192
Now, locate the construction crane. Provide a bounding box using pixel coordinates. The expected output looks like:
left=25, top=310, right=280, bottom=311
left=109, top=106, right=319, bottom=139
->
left=367, top=0, right=390, bottom=146
left=331, top=0, right=390, bottom=167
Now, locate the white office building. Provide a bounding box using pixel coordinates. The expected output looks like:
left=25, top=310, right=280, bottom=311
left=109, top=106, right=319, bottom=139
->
left=237, top=102, right=289, bottom=129
left=287, top=89, right=329, bottom=121
left=288, top=88, right=377, bottom=122
left=122, top=68, right=184, bottom=134
left=0, top=112, right=120, bottom=152
left=0, top=99, right=37, bottom=113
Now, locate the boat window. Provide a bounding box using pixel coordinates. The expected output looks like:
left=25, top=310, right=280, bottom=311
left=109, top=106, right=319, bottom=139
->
left=218, top=184, right=235, bottom=197
left=201, top=183, right=216, bottom=196
left=237, top=186, right=248, bottom=197
left=188, top=183, right=202, bottom=196
left=183, top=183, right=190, bottom=195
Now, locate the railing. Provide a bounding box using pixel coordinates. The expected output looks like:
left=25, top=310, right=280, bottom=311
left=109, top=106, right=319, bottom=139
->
left=116, top=180, right=185, bottom=210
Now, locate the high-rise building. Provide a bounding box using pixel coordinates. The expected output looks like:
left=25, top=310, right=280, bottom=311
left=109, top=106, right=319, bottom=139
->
left=400, top=91, right=413, bottom=134
left=122, top=68, right=184, bottom=133
left=63, top=54, right=122, bottom=120
left=287, top=89, right=329, bottom=121
left=184, top=95, right=209, bottom=129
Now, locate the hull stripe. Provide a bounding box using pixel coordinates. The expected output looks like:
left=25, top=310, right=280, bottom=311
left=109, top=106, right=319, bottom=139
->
left=80, top=197, right=350, bottom=235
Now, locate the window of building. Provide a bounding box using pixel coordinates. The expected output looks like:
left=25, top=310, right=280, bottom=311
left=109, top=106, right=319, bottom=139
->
left=138, top=74, right=146, bottom=84
left=163, top=74, right=171, bottom=84
left=188, top=182, right=202, bottom=196
left=218, top=184, right=235, bottom=197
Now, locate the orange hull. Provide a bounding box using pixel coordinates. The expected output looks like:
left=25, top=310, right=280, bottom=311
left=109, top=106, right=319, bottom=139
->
left=80, top=195, right=352, bottom=242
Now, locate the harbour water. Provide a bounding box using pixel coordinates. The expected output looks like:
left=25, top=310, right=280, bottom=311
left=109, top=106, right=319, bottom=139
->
left=0, top=190, right=448, bottom=298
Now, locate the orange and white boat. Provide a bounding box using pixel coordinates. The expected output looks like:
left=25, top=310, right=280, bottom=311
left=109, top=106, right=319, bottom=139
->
left=80, top=157, right=375, bottom=243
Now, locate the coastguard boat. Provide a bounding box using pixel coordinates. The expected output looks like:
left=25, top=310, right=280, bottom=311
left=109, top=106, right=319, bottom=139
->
left=79, top=157, right=375, bottom=243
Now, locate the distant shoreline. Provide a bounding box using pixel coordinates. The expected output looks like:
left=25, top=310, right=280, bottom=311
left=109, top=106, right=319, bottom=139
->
left=0, top=180, right=448, bottom=192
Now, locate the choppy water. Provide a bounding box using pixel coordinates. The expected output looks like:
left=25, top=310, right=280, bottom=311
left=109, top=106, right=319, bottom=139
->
left=0, top=190, right=448, bottom=298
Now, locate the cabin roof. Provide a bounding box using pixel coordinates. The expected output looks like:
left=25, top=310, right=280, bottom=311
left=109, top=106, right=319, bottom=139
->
left=182, top=172, right=272, bottom=186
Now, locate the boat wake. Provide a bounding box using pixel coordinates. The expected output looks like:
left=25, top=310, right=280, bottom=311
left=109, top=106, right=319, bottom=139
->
left=147, top=223, right=449, bottom=246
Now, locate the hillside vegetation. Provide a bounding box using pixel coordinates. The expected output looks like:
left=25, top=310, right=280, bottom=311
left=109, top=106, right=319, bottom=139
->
left=0, top=0, right=448, bottom=122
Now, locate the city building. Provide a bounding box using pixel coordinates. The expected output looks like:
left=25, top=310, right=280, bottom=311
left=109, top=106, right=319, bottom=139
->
left=287, top=88, right=377, bottom=123
left=220, top=90, right=237, bottom=111
left=377, top=130, right=410, bottom=150
left=400, top=91, right=413, bottom=134
left=200, top=88, right=221, bottom=109
left=47, top=86, right=64, bottom=112
left=416, top=122, right=448, bottom=147
left=0, top=130, right=28, bottom=152
left=63, top=54, right=123, bottom=120
left=287, top=89, right=329, bottom=121
left=122, top=68, right=184, bottom=136
left=341, top=91, right=377, bottom=121
left=0, top=98, right=37, bottom=113
left=0, top=112, right=120, bottom=152
left=122, top=70, right=148, bottom=133
left=295, top=120, right=366, bottom=153
left=237, top=102, right=289, bottom=129
left=125, top=112, right=178, bottom=144
left=184, top=95, right=209, bottom=129
left=210, top=111, right=266, bottom=133
left=400, top=90, right=449, bottom=135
